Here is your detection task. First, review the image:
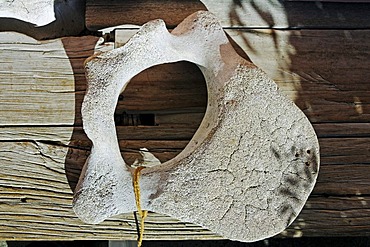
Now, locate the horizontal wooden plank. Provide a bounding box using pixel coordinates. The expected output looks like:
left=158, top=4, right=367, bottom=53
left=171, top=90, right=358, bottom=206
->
left=86, top=0, right=206, bottom=30
left=313, top=123, right=370, bottom=138
left=2, top=141, right=370, bottom=240
left=86, top=0, right=370, bottom=30
left=286, top=196, right=370, bottom=237
left=0, top=126, right=74, bottom=145
left=320, top=138, right=370, bottom=159
left=314, top=164, right=370, bottom=195
left=0, top=126, right=196, bottom=143
left=319, top=137, right=370, bottom=166
left=155, top=112, right=205, bottom=126
left=2, top=122, right=370, bottom=143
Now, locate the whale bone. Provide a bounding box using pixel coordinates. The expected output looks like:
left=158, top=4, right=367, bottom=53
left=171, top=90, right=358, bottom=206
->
left=73, top=11, right=320, bottom=242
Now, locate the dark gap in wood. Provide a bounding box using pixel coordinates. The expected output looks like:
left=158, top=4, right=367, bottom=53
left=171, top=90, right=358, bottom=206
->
left=114, top=112, right=156, bottom=126
left=317, top=135, right=370, bottom=139
left=310, top=193, right=370, bottom=199
left=140, top=114, right=156, bottom=126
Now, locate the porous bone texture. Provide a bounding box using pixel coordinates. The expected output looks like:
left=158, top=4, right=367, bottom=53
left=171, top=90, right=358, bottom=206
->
left=74, top=11, right=319, bottom=242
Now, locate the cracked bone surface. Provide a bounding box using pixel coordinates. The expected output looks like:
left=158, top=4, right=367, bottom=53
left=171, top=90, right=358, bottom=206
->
left=73, top=11, right=320, bottom=242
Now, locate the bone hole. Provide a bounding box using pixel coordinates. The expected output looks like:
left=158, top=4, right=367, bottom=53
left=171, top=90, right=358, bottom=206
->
left=114, top=61, right=207, bottom=165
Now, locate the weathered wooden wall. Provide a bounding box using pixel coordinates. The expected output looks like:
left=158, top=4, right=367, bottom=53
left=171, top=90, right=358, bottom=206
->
left=0, top=0, right=370, bottom=241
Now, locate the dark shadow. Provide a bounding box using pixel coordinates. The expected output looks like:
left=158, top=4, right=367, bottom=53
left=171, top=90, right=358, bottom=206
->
left=0, top=0, right=86, bottom=40
left=228, top=0, right=258, bottom=54
left=62, top=36, right=99, bottom=192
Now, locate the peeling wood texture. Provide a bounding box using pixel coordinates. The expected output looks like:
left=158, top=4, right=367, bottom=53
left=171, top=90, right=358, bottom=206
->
left=0, top=33, right=76, bottom=126
left=1, top=0, right=370, bottom=241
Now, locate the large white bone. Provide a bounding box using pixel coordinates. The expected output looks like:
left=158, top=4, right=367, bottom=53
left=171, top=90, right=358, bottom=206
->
left=73, top=11, right=319, bottom=242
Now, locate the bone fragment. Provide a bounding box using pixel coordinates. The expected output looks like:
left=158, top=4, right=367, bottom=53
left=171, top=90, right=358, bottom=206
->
left=74, top=11, right=320, bottom=242
left=0, top=0, right=55, bottom=26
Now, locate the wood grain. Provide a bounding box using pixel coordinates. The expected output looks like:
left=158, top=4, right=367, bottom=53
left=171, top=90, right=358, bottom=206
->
left=0, top=32, right=75, bottom=126
left=86, top=0, right=370, bottom=30
left=2, top=122, right=370, bottom=141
